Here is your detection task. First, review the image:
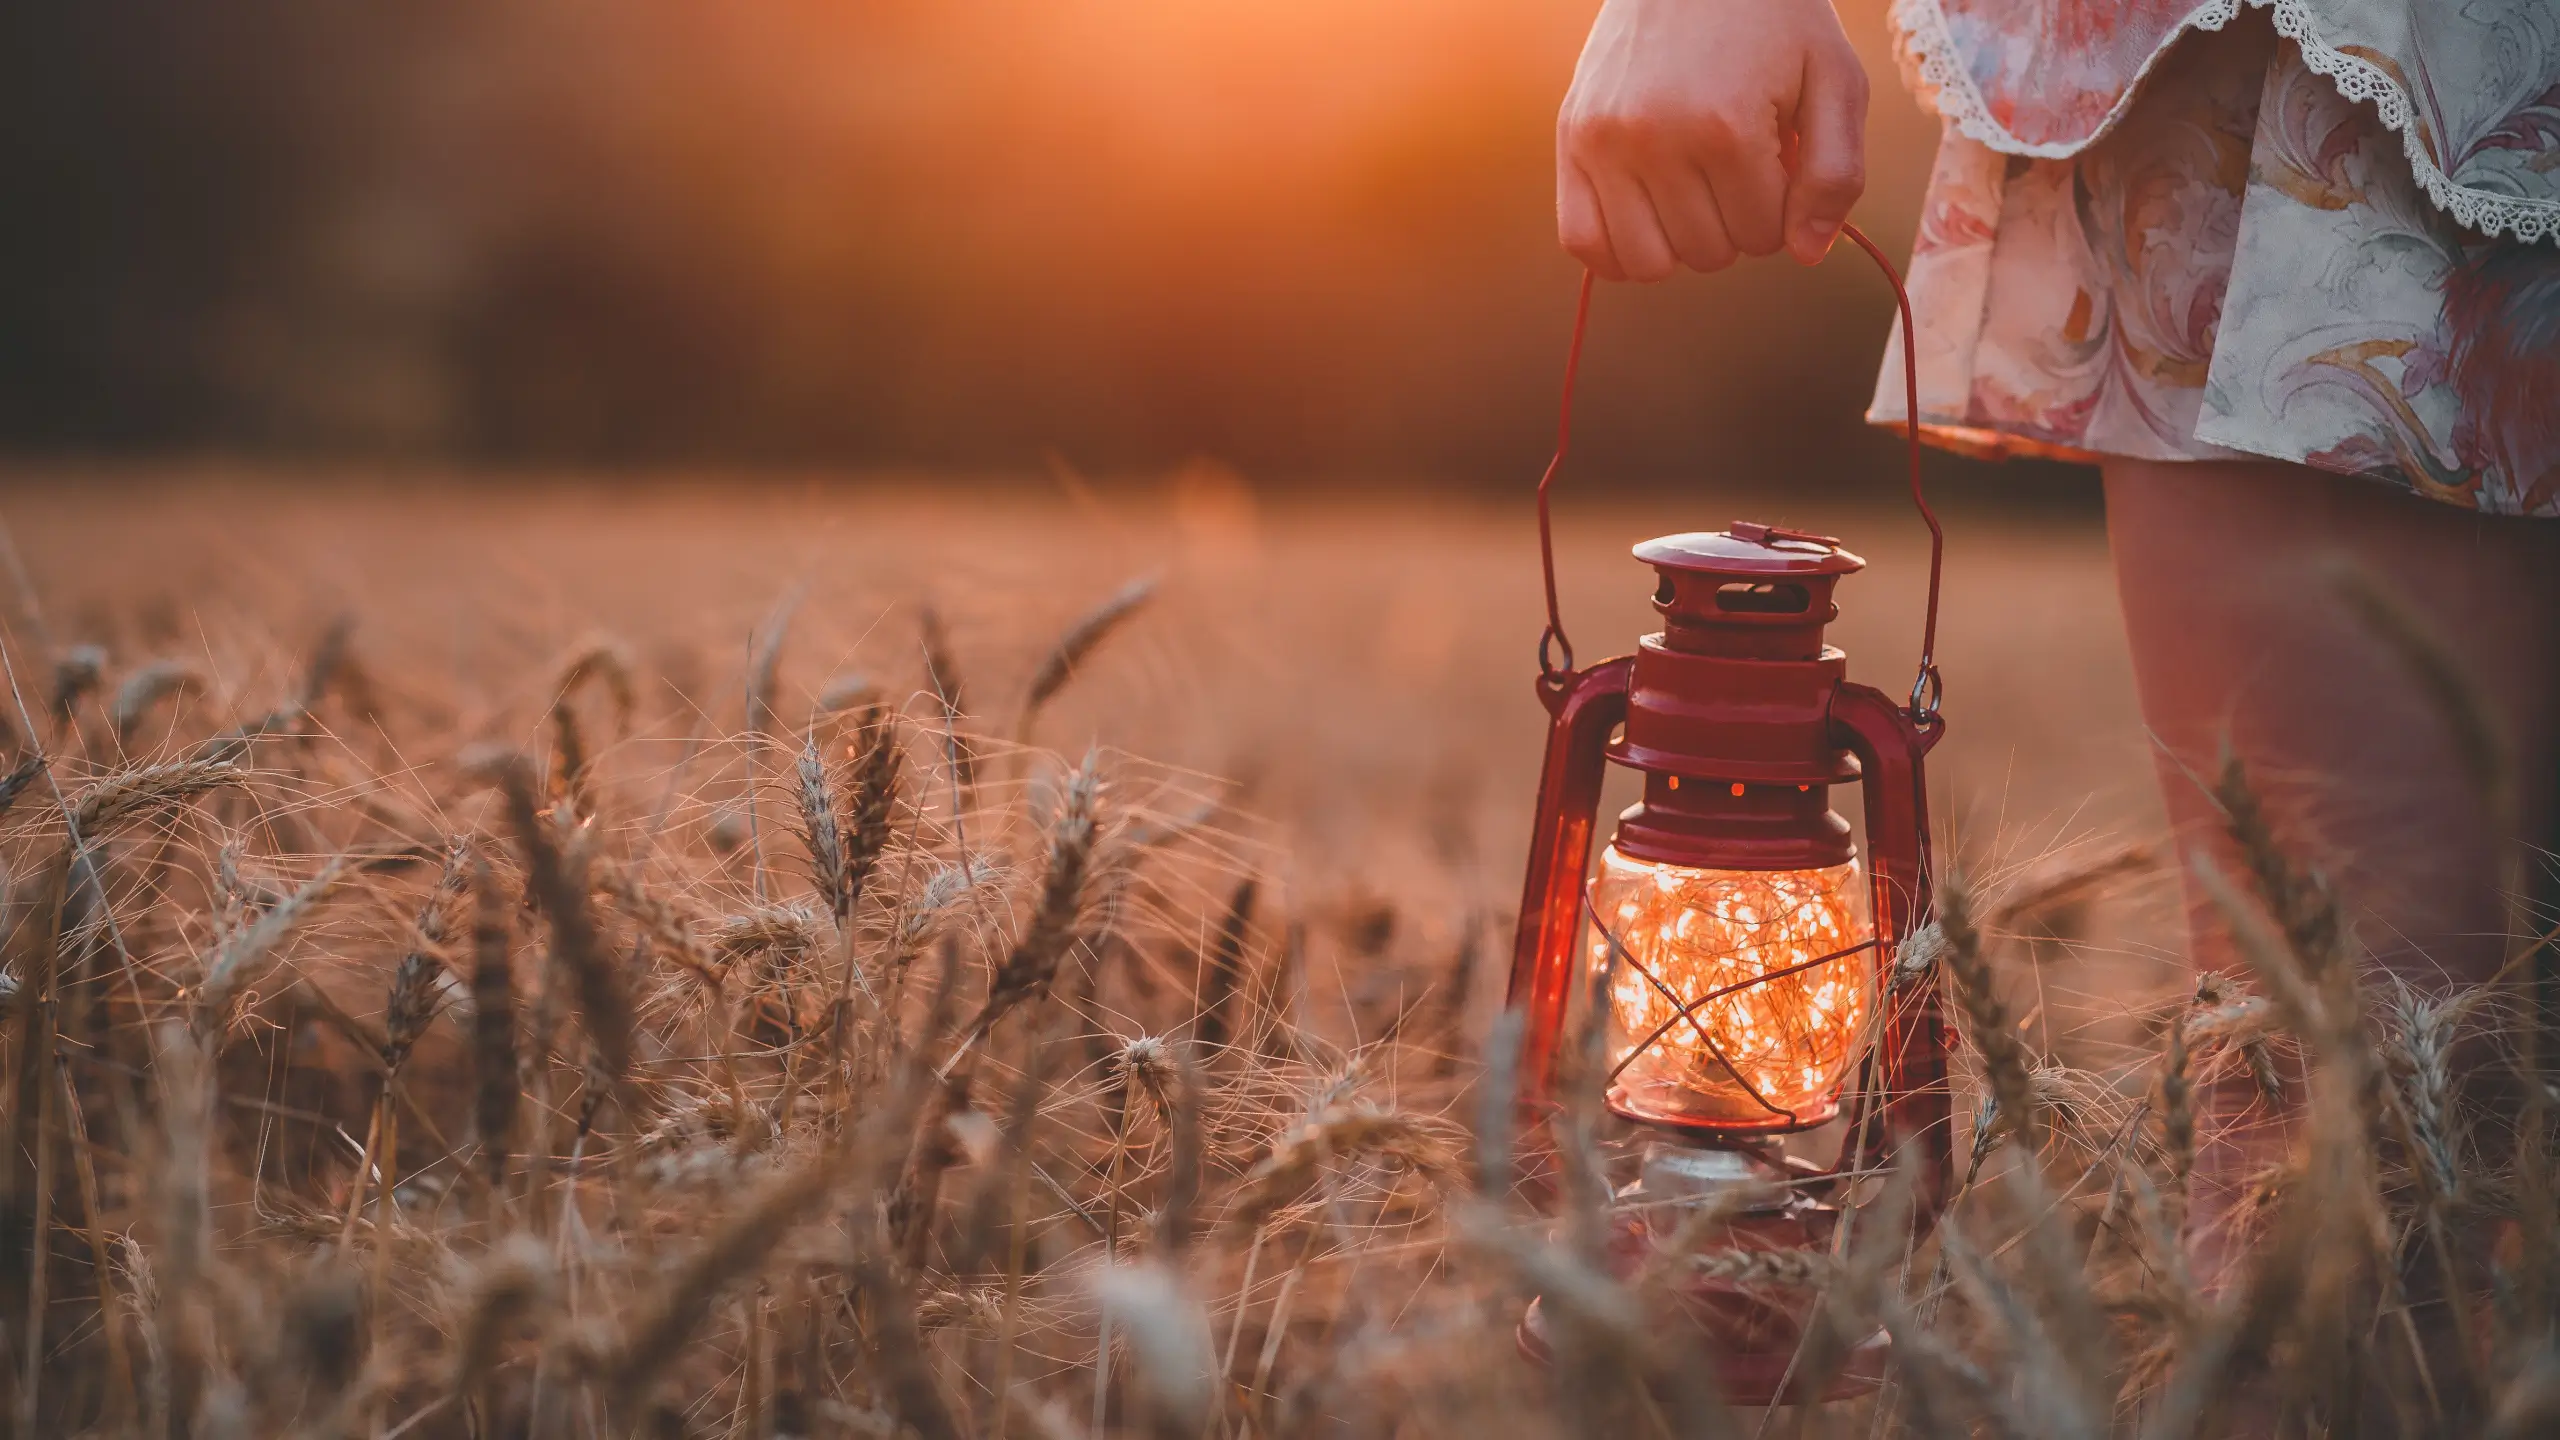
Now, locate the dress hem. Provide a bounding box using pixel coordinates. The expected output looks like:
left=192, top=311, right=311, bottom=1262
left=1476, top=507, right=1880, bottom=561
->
left=1890, top=0, right=2560, bottom=246
left=1865, top=409, right=2560, bottom=519
left=1862, top=406, right=2254, bottom=468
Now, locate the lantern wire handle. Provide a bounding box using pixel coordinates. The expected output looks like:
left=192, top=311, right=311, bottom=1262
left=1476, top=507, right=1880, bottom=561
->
left=1838, top=223, right=1945, bottom=724
left=1534, top=269, right=1596, bottom=689
left=1531, top=223, right=1944, bottom=724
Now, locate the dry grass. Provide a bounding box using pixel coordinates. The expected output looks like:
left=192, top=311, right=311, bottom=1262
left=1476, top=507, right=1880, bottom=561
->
left=0, top=476, right=2548, bottom=1437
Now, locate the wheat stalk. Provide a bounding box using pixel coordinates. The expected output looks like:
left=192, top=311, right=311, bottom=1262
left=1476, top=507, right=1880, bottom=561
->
left=0, top=751, right=44, bottom=820
left=812, top=671, right=880, bottom=725
left=1193, top=876, right=1256, bottom=1056
left=480, top=750, right=634, bottom=1098
left=1940, top=873, right=2038, bottom=1152
left=595, top=857, right=722, bottom=983
left=919, top=604, right=976, bottom=797
left=69, top=758, right=241, bottom=838
left=1018, top=572, right=1156, bottom=740
left=1230, top=1105, right=1460, bottom=1227
left=795, top=731, right=849, bottom=921
left=964, top=757, right=1100, bottom=1045
left=195, top=857, right=349, bottom=1031
left=552, top=634, right=638, bottom=735
left=842, top=708, right=902, bottom=919
left=601, top=1147, right=841, bottom=1415
left=49, top=643, right=106, bottom=728
left=2158, top=1005, right=2195, bottom=1232
left=296, top=613, right=364, bottom=713
left=2213, top=747, right=2345, bottom=982
left=446, top=1234, right=552, bottom=1401
left=469, top=853, right=521, bottom=1198
left=109, top=659, right=206, bottom=746
left=382, top=836, right=470, bottom=1075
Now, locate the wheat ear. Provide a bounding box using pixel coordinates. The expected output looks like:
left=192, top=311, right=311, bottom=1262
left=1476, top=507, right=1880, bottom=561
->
left=108, top=660, right=206, bottom=747
left=1018, top=573, right=1157, bottom=740
left=1940, top=873, right=2037, bottom=1151
left=469, top=854, right=521, bottom=1200
left=483, top=751, right=634, bottom=1099
left=965, top=757, right=1100, bottom=1044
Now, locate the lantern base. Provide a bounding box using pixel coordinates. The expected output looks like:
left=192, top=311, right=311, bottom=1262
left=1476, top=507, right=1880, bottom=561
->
left=1513, top=1141, right=1889, bottom=1406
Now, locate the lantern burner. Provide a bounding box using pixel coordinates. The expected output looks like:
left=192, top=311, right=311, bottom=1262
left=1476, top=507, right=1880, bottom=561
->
left=1631, top=1136, right=1799, bottom=1203
left=1514, top=1140, right=1889, bottom=1403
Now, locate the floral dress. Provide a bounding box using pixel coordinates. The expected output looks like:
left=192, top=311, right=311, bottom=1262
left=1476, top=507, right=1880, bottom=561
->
left=1867, top=0, right=2560, bottom=515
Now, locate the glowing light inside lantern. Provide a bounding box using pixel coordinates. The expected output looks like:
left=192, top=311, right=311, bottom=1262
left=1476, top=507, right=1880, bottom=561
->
left=1587, top=846, right=1875, bottom=1128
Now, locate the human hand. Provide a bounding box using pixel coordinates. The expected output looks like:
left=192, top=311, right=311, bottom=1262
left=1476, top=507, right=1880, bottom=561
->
left=1558, top=0, right=1869, bottom=280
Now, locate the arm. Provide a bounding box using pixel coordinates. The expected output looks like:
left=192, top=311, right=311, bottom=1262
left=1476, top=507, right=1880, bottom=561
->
left=1557, top=0, right=1869, bottom=279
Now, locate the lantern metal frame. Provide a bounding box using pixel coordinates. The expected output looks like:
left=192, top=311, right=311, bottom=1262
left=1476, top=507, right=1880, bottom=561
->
left=1504, top=527, right=1949, bottom=1172
left=1499, top=228, right=1956, bottom=1405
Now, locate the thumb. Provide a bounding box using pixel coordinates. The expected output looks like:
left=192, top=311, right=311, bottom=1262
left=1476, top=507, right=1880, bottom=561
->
left=1783, top=49, right=1868, bottom=265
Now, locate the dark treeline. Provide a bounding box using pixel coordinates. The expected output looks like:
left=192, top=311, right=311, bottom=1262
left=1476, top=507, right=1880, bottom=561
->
left=0, top=0, right=1993, bottom=493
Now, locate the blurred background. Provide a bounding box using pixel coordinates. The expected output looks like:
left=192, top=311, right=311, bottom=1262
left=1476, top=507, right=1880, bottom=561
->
left=0, top=0, right=2090, bottom=499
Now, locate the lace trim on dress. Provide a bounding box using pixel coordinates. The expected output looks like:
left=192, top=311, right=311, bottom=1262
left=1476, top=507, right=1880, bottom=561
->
left=1890, top=0, right=2560, bottom=246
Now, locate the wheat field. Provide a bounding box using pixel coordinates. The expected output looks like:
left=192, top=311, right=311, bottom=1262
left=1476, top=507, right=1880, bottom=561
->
left=0, top=472, right=2548, bottom=1438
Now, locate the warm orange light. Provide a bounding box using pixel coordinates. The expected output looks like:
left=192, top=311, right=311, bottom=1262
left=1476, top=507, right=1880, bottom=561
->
left=1587, top=847, right=1875, bottom=1129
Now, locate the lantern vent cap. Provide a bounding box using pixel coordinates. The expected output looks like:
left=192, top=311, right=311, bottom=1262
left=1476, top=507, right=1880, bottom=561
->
left=1635, top=524, right=1865, bottom=577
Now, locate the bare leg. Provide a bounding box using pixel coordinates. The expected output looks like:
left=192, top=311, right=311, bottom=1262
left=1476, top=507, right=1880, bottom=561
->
left=2104, top=456, right=2560, bottom=989
left=2105, top=456, right=2560, bottom=1305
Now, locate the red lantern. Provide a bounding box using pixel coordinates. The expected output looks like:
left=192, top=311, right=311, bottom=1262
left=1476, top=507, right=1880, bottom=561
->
left=1503, top=231, right=1953, bottom=1405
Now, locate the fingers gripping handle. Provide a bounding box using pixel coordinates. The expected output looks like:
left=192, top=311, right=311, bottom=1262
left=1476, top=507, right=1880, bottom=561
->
left=1532, top=225, right=1944, bottom=724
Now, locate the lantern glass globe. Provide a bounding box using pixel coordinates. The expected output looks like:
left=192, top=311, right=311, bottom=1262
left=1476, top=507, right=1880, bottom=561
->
left=1587, top=847, right=1875, bottom=1130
